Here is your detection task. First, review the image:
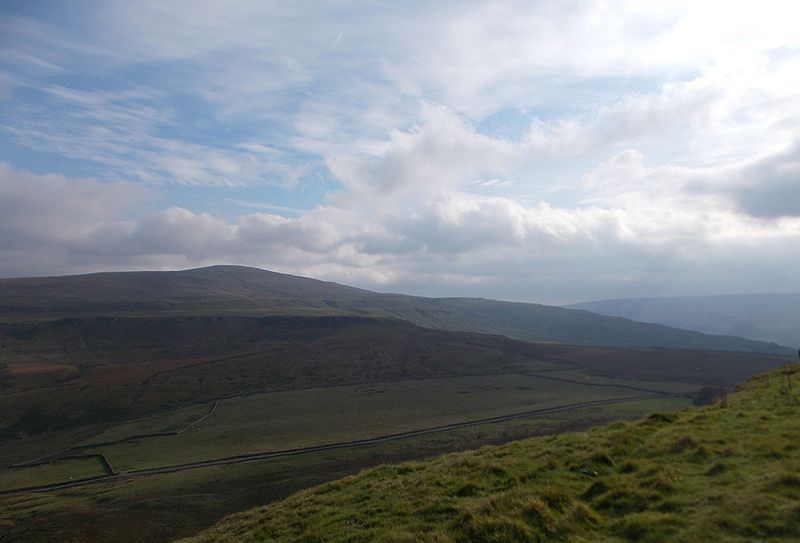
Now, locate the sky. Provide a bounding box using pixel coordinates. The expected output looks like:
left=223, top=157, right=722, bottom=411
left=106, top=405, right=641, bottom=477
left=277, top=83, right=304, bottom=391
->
left=1, top=1, right=800, bottom=304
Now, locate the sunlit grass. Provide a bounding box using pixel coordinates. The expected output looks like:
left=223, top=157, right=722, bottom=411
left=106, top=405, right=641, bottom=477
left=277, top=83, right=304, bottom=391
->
left=180, top=364, right=800, bottom=542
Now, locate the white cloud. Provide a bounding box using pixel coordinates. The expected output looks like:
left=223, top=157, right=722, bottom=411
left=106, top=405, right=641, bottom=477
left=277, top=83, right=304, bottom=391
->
left=2, top=2, right=800, bottom=301
left=6, top=132, right=800, bottom=302
left=327, top=105, right=519, bottom=196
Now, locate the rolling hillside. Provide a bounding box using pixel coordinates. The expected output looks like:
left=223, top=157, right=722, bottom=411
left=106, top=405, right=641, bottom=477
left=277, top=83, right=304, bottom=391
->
left=0, top=267, right=793, bottom=543
left=2, top=314, right=785, bottom=445
left=0, top=265, right=791, bottom=354
left=568, top=293, right=800, bottom=349
left=179, top=363, right=800, bottom=543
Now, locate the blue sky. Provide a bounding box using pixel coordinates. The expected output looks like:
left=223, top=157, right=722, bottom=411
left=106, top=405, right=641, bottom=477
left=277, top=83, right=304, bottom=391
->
left=2, top=1, right=800, bottom=303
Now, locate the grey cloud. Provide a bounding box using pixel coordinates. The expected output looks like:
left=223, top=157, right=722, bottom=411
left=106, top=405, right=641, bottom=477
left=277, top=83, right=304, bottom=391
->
left=683, top=140, right=800, bottom=219
left=730, top=141, right=800, bottom=218
left=390, top=196, right=528, bottom=254
left=238, top=212, right=342, bottom=253
left=120, top=208, right=237, bottom=255
left=0, top=163, right=147, bottom=251
left=734, top=180, right=800, bottom=218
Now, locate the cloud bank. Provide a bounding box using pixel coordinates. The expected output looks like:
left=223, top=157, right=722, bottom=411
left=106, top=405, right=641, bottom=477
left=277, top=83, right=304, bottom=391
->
left=1, top=1, right=800, bottom=302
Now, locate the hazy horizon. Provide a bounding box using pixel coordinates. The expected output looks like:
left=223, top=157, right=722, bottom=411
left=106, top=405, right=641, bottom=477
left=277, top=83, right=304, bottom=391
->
left=2, top=1, right=799, bottom=305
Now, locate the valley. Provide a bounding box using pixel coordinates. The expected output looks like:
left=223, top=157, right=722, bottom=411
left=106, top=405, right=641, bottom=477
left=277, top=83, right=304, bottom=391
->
left=0, top=267, right=793, bottom=542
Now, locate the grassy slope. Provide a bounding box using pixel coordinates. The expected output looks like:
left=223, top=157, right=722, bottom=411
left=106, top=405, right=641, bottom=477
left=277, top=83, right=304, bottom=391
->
left=0, top=398, right=690, bottom=543
left=180, top=364, right=800, bottom=543
left=0, top=265, right=790, bottom=354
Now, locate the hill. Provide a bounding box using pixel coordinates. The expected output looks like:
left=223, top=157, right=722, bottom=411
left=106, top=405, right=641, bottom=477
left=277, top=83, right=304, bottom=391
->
left=2, top=314, right=784, bottom=443
left=0, top=265, right=369, bottom=317
left=567, top=293, right=800, bottom=349
left=0, top=268, right=793, bottom=543
left=6, top=314, right=789, bottom=543
left=0, top=315, right=554, bottom=440
left=0, top=265, right=791, bottom=354
left=179, top=363, right=800, bottom=543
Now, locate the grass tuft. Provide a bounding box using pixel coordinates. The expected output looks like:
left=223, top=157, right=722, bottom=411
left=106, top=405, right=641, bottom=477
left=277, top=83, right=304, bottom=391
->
left=646, top=412, right=678, bottom=424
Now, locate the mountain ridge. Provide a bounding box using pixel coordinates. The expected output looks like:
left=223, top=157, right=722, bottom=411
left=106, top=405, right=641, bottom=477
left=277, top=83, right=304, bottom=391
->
left=0, top=265, right=791, bottom=354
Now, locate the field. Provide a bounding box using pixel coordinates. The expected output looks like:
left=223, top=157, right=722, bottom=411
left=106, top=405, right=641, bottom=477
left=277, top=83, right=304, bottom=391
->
left=0, top=396, right=691, bottom=543
left=4, top=371, right=695, bottom=475
left=0, top=456, right=108, bottom=490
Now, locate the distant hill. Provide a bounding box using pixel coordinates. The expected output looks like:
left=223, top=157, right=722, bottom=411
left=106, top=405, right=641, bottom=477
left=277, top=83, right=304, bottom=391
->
left=567, top=293, right=800, bottom=349
left=0, top=265, right=791, bottom=354
left=178, top=364, right=800, bottom=543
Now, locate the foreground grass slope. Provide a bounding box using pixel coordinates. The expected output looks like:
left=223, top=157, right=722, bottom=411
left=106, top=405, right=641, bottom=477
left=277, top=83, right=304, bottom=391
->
left=181, top=364, right=800, bottom=543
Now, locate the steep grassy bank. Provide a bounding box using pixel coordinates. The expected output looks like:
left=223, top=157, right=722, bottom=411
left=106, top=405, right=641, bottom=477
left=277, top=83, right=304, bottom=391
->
left=180, top=364, right=800, bottom=543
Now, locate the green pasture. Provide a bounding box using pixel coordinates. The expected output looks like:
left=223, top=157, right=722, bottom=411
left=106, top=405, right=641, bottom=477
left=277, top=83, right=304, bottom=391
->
left=0, top=455, right=107, bottom=491
left=77, top=402, right=213, bottom=446
left=81, top=372, right=689, bottom=470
